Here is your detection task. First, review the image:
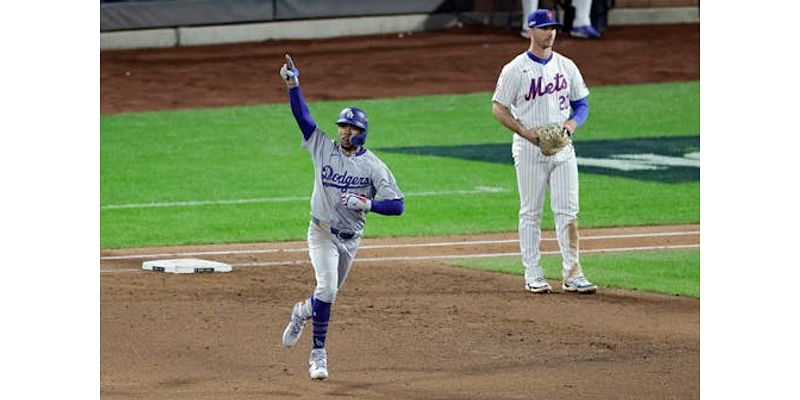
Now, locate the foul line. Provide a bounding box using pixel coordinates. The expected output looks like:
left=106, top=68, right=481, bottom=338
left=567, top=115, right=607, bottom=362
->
left=100, top=230, right=699, bottom=260
left=231, top=244, right=701, bottom=268
left=100, top=243, right=699, bottom=273
left=100, top=187, right=509, bottom=210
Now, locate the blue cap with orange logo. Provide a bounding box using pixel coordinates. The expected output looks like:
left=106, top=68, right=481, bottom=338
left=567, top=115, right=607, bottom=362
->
left=527, top=9, right=562, bottom=29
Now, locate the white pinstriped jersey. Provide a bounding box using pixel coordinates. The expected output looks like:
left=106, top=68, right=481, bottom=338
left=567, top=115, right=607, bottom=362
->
left=492, top=51, right=589, bottom=129
left=303, top=128, right=403, bottom=234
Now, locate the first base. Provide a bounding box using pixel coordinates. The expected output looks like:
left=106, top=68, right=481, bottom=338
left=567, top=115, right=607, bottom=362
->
left=142, top=258, right=232, bottom=274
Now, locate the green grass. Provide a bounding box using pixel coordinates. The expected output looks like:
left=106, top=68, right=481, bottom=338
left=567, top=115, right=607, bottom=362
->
left=455, top=249, right=700, bottom=297
left=101, top=81, right=699, bottom=248
left=585, top=81, right=700, bottom=138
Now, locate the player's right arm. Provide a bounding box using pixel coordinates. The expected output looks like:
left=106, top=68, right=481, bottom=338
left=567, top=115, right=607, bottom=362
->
left=492, top=101, right=539, bottom=145
left=280, top=60, right=317, bottom=140
left=491, top=61, right=539, bottom=145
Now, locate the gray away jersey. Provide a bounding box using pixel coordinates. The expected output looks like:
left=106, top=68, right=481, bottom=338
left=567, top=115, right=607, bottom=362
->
left=303, top=127, right=403, bottom=234
left=492, top=51, right=590, bottom=129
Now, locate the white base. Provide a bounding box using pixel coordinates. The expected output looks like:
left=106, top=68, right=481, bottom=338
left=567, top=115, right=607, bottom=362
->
left=142, top=258, right=232, bottom=274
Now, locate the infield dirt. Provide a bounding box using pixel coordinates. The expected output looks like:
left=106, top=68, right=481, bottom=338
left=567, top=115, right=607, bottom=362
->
left=101, top=24, right=700, bottom=399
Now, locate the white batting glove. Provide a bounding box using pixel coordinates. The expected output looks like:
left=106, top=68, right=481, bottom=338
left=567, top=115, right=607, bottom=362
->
left=340, top=193, right=371, bottom=211
left=279, top=64, right=299, bottom=88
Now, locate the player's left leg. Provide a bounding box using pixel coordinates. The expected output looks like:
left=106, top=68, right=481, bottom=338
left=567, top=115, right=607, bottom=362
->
left=312, top=236, right=360, bottom=349
left=335, top=237, right=361, bottom=291
left=278, top=222, right=339, bottom=379
left=307, top=233, right=339, bottom=360
left=550, top=146, right=596, bottom=293
left=308, top=293, right=331, bottom=380
left=306, top=235, right=361, bottom=380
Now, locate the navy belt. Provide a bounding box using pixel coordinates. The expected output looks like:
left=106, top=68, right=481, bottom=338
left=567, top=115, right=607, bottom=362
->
left=312, top=217, right=356, bottom=240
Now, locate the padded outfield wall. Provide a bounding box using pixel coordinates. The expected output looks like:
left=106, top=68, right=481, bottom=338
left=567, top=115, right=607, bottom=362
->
left=100, top=0, right=699, bottom=50
left=100, top=0, right=471, bottom=32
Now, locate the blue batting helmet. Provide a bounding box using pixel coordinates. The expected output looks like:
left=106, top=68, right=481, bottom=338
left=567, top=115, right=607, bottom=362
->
left=336, top=106, right=368, bottom=146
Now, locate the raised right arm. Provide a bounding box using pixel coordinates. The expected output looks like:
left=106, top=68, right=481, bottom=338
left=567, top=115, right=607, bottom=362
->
left=280, top=59, right=317, bottom=140
left=288, top=87, right=317, bottom=140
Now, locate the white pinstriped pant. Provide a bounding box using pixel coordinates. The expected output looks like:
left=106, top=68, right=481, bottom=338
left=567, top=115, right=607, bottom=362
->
left=512, top=136, right=580, bottom=279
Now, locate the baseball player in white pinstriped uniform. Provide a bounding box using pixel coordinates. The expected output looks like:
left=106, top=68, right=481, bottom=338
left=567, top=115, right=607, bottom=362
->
left=492, top=9, right=597, bottom=294
left=278, top=55, right=405, bottom=380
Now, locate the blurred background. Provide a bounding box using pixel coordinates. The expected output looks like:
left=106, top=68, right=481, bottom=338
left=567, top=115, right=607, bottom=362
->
left=101, top=0, right=699, bottom=49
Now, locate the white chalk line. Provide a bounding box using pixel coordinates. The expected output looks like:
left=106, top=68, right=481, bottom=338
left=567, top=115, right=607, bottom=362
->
left=101, top=196, right=310, bottom=210
left=100, top=230, right=699, bottom=261
left=100, top=243, right=699, bottom=273
left=100, top=187, right=509, bottom=210
left=231, top=244, right=701, bottom=268
left=99, top=232, right=699, bottom=273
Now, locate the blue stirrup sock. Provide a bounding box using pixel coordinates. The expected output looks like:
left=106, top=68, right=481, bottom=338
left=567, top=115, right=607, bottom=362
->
left=310, top=295, right=332, bottom=349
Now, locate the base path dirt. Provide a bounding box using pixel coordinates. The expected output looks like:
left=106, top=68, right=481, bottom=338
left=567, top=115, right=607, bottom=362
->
left=101, top=23, right=700, bottom=399
left=101, top=225, right=699, bottom=399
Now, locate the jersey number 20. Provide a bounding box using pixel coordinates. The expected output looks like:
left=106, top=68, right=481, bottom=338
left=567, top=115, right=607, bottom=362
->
left=559, top=95, right=570, bottom=111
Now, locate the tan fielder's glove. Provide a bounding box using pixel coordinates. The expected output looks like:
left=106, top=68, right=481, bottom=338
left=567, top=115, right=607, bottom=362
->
left=537, top=123, right=571, bottom=156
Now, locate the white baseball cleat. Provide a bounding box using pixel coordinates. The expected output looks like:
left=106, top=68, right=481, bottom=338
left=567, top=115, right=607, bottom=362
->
left=562, top=275, right=597, bottom=294
left=524, top=266, right=551, bottom=293
left=282, top=301, right=310, bottom=347
left=525, top=277, right=552, bottom=293
left=308, top=348, right=329, bottom=380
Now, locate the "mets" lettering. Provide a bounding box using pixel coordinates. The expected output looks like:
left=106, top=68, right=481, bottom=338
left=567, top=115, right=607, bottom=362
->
left=524, top=73, right=568, bottom=101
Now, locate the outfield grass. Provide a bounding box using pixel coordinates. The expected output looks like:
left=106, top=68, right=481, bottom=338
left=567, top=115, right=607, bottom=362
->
left=456, top=249, right=700, bottom=297
left=101, top=81, right=699, bottom=248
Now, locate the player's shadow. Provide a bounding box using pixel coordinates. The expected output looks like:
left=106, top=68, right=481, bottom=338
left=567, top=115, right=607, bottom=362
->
left=377, top=135, right=699, bottom=184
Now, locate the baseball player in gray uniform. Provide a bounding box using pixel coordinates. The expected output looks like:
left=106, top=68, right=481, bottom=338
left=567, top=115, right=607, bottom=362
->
left=278, top=55, right=404, bottom=380
left=491, top=10, right=597, bottom=295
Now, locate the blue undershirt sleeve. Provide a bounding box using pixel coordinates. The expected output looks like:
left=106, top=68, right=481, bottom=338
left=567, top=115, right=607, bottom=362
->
left=370, top=198, right=404, bottom=216
left=569, top=97, right=589, bottom=127
left=288, top=86, right=317, bottom=140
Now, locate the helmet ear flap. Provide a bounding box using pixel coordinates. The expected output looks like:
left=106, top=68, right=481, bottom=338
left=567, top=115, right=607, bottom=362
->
left=336, top=107, right=369, bottom=146
left=350, top=131, right=367, bottom=147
